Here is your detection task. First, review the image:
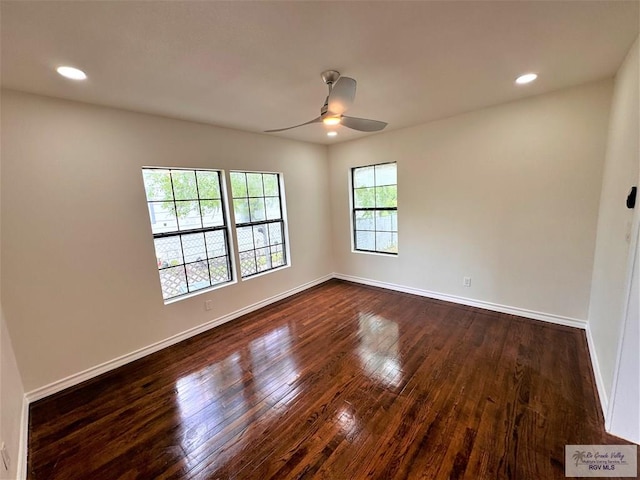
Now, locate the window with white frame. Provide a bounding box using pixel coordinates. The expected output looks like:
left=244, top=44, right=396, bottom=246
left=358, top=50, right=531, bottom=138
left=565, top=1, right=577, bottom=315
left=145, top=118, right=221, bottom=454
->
left=230, top=171, right=288, bottom=278
left=352, top=162, right=398, bottom=254
left=142, top=168, right=233, bottom=300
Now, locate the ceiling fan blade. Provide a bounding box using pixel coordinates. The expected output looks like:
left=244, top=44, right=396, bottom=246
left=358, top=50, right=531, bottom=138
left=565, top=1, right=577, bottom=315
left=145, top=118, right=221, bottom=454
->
left=341, top=116, right=387, bottom=132
left=328, top=77, right=356, bottom=115
left=264, top=116, right=322, bottom=133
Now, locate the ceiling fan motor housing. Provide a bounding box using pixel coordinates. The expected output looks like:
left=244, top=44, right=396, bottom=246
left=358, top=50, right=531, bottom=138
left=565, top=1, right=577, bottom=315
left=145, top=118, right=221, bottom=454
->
left=321, top=70, right=341, bottom=86
left=264, top=69, right=387, bottom=133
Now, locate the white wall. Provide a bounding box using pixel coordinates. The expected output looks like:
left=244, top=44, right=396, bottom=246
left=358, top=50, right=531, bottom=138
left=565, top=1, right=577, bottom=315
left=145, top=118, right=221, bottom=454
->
left=0, top=71, right=631, bottom=464
left=0, top=91, right=26, bottom=478
left=0, top=311, right=24, bottom=480
left=608, top=220, right=639, bottom=443
left=0, top=90, right=332, bottom=392
left=589, top=37, right=639, bottom=427
left=329, top=80, right=612, bottom=321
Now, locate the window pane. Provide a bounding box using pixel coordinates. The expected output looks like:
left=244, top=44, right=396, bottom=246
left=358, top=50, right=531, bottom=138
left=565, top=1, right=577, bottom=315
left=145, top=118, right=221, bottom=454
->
left=171, top=170, right=198, bottom=200
left=265, top=197, right=281, bottom=220
left=240, top=251, right=257, bottom=277
left=182, top=233, right=206, bottom=263
left=209, top=257, right=230, bottom=284
left=154, top=236, right=183, bottom=268
left=230, top=172, right=247, bottom=197
left=268, top=223, right=283, bottom=245
left=201, top=200, right=223, bottom=228
left=237, top=226, right=255, bottom=252
left=159, top=265, right=187, bottom=299
left=354, top=187, right=375, bottom=208
left=375, top=210, right=398, bottom=232
left=376, top=232, right=398, bottom=253
left=185, top=260, right=209, bottom=291
left=352, top=163, right=397, bottom=255
left=252, top=225, right=269, bottom=247
left=353, top=166, right=374, bottom=188
left=231, top=171, right=288, bottom=279
left=375, top=163, right=396, bottom=186
left=233, top=199, right=250, bottom=223
left=249, top=198, right=266, bottom=222
left=355, top=231, right=375, bottom=251
left=375, top=185, right=397, bottom=208
left=263, top=174, right=279, bottom=196
left=355, top=211, right=374, bottom=230
left=205, top=230, right=227, bottom=258
left=256, top=247, right=271, bottom=272
left=143, top=167, right=233, bottom=300
left=176, top=201, right=202, bottom=230
left=196, top=171, right=221, bottom=199
left=247, top=173, right=264, bottom=197
left=143, top=170, right=172, bottom=201
left=271, top=245, right=284, bottom=267
left=149, top=202, right=178, bottom=234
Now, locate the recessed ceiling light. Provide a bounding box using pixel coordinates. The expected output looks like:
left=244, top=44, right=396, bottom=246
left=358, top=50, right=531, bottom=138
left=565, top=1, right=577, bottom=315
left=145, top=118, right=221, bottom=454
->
left=515, top=73, right=537, bottom=85
left=56, top=66, right=87, bottom=80
left=327, top=131, right=338, bottom=137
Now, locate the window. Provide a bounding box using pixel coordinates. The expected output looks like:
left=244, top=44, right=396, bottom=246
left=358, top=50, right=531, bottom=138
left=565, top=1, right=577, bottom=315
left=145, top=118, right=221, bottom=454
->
left=142, top=168, right=233, bottom=301
left=230, top=171, right=288, bottom=278
left=352, top=162, right=398, bottom=254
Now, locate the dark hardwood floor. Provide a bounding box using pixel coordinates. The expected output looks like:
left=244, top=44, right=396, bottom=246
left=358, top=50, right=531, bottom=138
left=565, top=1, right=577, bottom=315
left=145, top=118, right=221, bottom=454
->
left=28, top=280, right=633, bottom=479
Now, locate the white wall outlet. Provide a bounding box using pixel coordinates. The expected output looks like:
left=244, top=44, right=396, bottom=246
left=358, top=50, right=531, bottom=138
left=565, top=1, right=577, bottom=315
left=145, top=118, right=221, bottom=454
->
left=463, top=276, right=471, bottom=287
left=205, top=300, right=212, bottom=311
left=1, top=442, right=10, bottom=471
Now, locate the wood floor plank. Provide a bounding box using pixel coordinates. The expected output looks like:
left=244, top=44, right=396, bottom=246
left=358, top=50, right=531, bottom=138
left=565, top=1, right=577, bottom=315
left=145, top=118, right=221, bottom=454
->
left=27, top=280, right=635, bottom=479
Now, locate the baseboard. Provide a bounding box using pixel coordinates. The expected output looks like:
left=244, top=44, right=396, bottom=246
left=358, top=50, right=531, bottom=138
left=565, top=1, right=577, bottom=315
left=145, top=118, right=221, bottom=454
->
left=24, top=272, right=589, bottom=404
left=25, top=274, right=332, bottom=403
left=334, top=273, right=588, bottom=330
left=334, top=273, right=613, bottom=420
left=586, top=324, right=610, bottom=424
left=16, top=272, right=603, bottom=479
left=16, top=395, right=29, bottom=480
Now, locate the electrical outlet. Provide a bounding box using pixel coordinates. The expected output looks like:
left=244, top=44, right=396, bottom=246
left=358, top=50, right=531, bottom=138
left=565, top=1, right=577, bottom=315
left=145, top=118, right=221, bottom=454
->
left=1, top=442, right=10, bottom=471
left=205, top=300, right=212, bottom=311
left=463, top=276, right=471, bottom=287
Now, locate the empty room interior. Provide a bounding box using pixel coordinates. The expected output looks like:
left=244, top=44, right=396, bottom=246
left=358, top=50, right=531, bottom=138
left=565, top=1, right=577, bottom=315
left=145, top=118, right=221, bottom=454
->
left=1, top=1, right=639, bottom=479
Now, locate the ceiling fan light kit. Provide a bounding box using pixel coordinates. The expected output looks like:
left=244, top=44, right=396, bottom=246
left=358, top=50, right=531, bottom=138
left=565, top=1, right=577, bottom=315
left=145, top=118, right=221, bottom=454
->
left=265, top=70, right=388, bottom=134
left=323, top=116, right=341, bottom=126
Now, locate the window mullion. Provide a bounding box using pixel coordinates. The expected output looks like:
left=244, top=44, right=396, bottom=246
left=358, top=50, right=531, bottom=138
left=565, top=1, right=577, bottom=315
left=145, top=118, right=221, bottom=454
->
left=169, top=170, right=179, bottom=231
left=152, top=225, right=227, bottom=239
left=178, top=234, right=188, bottom=292
left=193, top=170, right=204, bottom=230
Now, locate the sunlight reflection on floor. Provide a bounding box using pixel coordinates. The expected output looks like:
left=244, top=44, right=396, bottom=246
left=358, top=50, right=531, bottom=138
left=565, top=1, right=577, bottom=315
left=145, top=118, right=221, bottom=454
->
left=357, top=313, right=403, bottom=389
left=174, top=324, right=300, bottom=471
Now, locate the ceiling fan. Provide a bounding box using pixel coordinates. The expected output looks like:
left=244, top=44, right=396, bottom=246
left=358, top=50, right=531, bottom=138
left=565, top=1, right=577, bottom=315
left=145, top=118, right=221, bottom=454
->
left=265, top=70, right=388, bottom=133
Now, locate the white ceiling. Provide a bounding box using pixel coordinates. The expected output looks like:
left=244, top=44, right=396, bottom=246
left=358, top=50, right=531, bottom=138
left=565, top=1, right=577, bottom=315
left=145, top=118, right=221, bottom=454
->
left=1, top=1, right=638, bottom=145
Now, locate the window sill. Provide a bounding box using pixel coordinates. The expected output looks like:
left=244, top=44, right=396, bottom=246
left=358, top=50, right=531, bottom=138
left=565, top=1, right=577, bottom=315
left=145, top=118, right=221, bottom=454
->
left=163, top=278, right=238, bottom=305
left=351, top=249, right=398, bottom=257
left=240, top=263, right=291, bottom=282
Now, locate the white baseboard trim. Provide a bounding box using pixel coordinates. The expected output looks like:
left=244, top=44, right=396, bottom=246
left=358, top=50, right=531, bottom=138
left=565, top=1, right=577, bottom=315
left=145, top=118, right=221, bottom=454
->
left=24, top=272, right=590, bottom=404
left=333, top=273, right=588, bottom=330
left=16, top=395, right=29, bottom=480
left=334, top=273, right=614, bottom=419
left=16, top=272, right=605, bottom=479
left=25, top=274, right=332, bottom=403
left=586, top=323, right=610, bottom=422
